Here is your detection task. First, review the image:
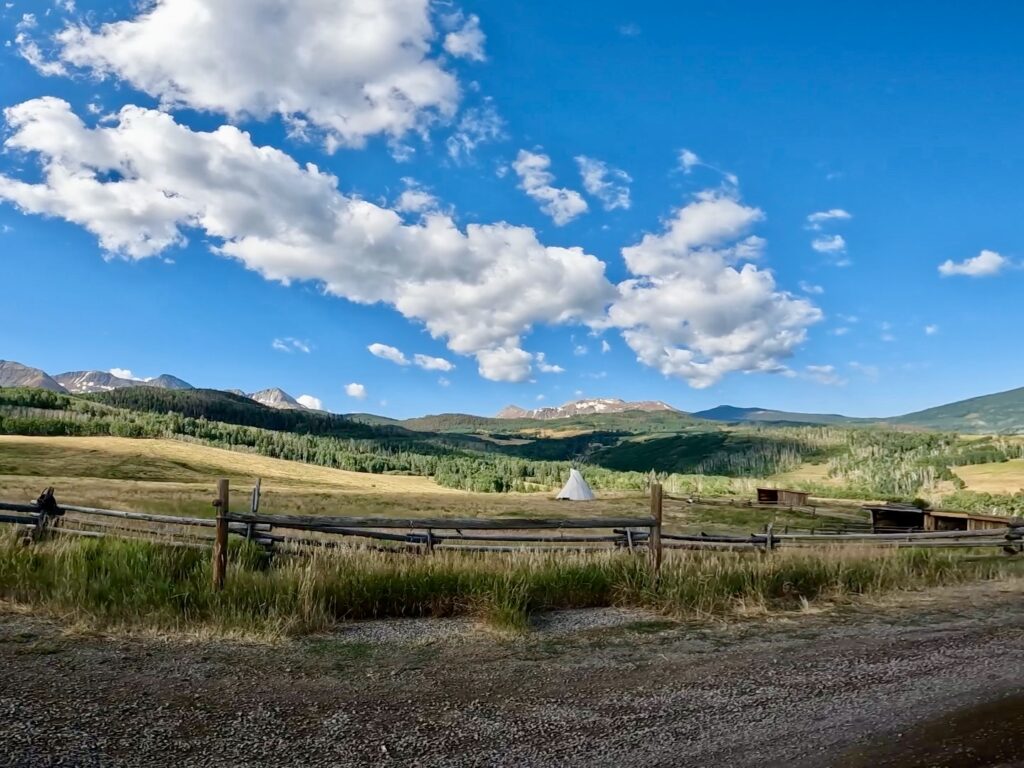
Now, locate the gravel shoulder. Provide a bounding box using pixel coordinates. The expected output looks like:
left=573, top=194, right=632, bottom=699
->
left=2, top=580, right=1024, bottom=767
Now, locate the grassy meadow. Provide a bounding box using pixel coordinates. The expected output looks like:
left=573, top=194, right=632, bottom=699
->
left=0, top=435, right=868, bottom=533
left=1, top=532, right=1020, bottom=637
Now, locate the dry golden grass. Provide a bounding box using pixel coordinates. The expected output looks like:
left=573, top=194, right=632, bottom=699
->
left=0, top=435, right=868, bottom=532
left=953, top=459, right=1024, bottom=494
left=0, top=435, right=656, bottom=521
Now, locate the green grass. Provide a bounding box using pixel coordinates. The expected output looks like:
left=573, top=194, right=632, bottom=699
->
left=1, top=532, right=1020, bottom=637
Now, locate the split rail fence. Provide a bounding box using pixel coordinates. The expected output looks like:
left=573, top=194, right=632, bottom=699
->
left=1, top=481, right=1022, bottom=591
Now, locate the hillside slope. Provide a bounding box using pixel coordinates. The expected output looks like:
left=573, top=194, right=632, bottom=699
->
left=894, top=386, right=1024, bottom=433
left=693, top=405, right=868, bottom=426
left=0, top=361, right=66, bottom=393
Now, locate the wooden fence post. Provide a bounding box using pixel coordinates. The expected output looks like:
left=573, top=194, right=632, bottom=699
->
left=212, top=479, right=229, bottom=591
left=765, top=523, right=775, bottom=554
left=649, top=483, right=663, bottom=579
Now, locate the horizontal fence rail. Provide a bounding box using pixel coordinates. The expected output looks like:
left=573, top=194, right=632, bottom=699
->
left=0, top=481, right=1021, bottom=591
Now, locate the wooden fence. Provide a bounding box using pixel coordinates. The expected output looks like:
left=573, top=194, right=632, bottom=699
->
left=1, top=482, right=1021, bottom=591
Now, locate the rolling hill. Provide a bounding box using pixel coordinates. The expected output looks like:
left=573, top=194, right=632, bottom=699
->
left=693, top=405, right=869, bottom=426
left=893, top=386, right=1024, bottom=433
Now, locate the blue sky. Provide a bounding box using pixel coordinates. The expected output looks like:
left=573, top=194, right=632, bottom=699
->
left=0, top=1, right=1021, bottom=418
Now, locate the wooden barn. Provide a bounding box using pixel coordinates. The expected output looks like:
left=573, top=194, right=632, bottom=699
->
left=864, top=503, right=1013, bottom=533
left=756, top=488, right=810, bottom=507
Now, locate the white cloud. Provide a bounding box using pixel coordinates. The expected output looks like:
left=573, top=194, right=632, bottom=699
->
left=0, top=224, right=11, bottom=234
left=924, top=324, right=939, bottom=335
left=438, top=376, right=451, bottom=387
left=368, top=343, right=409, bottom=366
left=109, top=367, right=140, bottom=380
left=678, top=148, right=701, bottom=173
left=512, top=149, right=589, bottom=226
left=805, top=364, right=844, bottom=386
left=394, top=178, right=438, bottom=215
left=938, top=249, right=1008, bottom=277
left=621, top=192, right=764, bottom=277
left=608, top=191, right=821, bottom=388
left=575, top=156, right=631, bottom=211
left=573, top=344, right=588, bottom=356
left=446, top=101, right=504, bottom=162
left=0, top=99, right=613, bottom=382
left=676, top=149, right=738, bottom=185
left=806, top=209, right=851, bottom=230
left=296, top=394, right=323, bottom=410
left=798, top=280, right=824, bottom=295
left=443, top=13, right=485, bottom=61
left=345, top=382, right=367, bottom=399
left=413, top=353, right=454, bottom=372
left=47, top=0, right=466, bottom=150
left=811, top=234, right=846, bottom=254
left=272, top=337, right=311, bottom=354
left=535, top=352, right=564, bottom=374
left=475, top=344, right=533, bottom=382
left=15, top=29, right=68, bottom=76
left=831, top=327, right=850, bottom=336
left=601, top=339, right=611, bottom=353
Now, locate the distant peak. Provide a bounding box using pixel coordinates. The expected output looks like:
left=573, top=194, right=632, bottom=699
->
left=496, top=397, right=679, bottom=420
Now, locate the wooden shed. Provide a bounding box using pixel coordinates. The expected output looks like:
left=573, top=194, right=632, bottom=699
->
left=865, top=503, right=1013, bottom=533
left=864, top=503, right=926, bottom=532
left=923, top=509, right=1012, bottom=532
left=756, top=488, right=810, bottom=507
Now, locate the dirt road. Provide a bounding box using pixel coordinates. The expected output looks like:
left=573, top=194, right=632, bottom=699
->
left=2, top=581, right=1023, bottom=767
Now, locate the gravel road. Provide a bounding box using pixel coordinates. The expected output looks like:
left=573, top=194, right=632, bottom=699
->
left=2, top=581, right=1023, bottom=767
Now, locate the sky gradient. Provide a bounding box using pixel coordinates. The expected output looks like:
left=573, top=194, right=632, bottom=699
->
left=1, top=1, right=1020, bottom=418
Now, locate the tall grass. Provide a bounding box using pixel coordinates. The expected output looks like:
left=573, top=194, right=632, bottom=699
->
left=0, top=531, right=1018, bottom=636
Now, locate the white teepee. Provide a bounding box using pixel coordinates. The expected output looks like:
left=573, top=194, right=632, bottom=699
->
left=556, top=468, right=595, bottom=501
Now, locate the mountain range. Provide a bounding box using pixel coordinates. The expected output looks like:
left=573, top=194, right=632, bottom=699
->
left=0, top=360, right=311, bottom=411
left=496, top=398, right=678, bottom=420
left=5, top=358, right=1024, bottom=434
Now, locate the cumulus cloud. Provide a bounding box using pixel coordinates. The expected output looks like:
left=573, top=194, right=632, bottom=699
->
left=938, top=249, right=1008, bottom=277
left=43, top=0, right=468, bottom=150
left=534, top=352, right=564, bottom=373
left=475, top=344, right=533, bottom=382
left=394, top=178, right=439, bottom=215
left=0, top=99, right=613, bottom=382
left=575, top=156, right=631, bottom=211
left=621, top=192, right=764, bottom=277
left=608, top=191, right=821, bottom=388
left=109, top=367, right=140, bottom=380
left=601, top=339, right=611, bottom=353
left=413, top=353, right=454, bottom=371
left=345, top=382, right=367, bottom=399
left=811, top=234, right=846, bottom=254
left=368, top=343, right=409, bottom=366
left=443, top=13, right=485, bottom=61
left=296, top=394, right=323, bottom=410
left=513, top=150, right=588, bottom=225
left=924, top=324, right=939, bottom=335
left=807, top=209, right=851, bottom=265
left=806, top=209, right=851, bottom=230
left=272, top=337, right=311, bottom=353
